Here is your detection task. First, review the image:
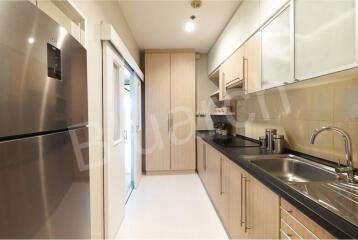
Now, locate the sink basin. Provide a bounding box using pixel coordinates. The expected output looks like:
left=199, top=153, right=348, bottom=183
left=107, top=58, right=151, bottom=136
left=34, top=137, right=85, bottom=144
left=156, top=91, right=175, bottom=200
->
left=246, top=155, right=339, bottom=183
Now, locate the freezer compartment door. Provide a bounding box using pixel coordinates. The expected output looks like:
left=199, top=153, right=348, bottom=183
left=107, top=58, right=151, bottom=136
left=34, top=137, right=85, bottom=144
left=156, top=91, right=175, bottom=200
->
left=0, top=1, right=88, bottom=138
left=0, top=127, right=90, bottom=239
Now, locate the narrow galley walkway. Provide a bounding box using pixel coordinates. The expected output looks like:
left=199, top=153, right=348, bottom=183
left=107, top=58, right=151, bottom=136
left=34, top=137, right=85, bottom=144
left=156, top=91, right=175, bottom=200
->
left=116, top=174, right=228, bottom=239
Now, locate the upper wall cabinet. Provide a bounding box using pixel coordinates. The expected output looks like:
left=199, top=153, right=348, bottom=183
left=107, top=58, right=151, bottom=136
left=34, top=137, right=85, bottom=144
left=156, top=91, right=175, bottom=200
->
left=295, top=0, right=357, bottom=80
left=245, top=31, right=262, bottom=94
left=261, top=4, right=293, bottom=89
left=261, top=0, right=289, bottom=24
left=221, top=47, right=245, bottom=86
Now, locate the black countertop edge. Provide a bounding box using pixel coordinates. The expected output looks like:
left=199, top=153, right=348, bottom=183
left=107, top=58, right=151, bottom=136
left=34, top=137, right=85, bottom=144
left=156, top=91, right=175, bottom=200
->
left=197, top=131, right=358, bottom=239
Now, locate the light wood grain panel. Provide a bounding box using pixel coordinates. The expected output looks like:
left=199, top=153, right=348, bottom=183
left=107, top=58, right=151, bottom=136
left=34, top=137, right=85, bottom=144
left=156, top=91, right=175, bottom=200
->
left=145, top=53, right=171, bottom=171
left=228, top=161, right=247, bottom=239
left=196, top=137, right=207, bottom=184
left=247, top=176, right=280, bottom=239
left=170, top=53, right=196, bottom=170
left=281, top=219, right=302, bottom=240
left=217, top=156, right=230, bottom=229
left=205, top=145, right=221, bottom=203
left=245, top=31, right=262, bottom=94
left=281, top=208, right=317, bottom=239
left=222, top=46, right=245, bottom=85
left=145, top=49, right=195, bottom=54
left=281, top=199, right=334, bottom=239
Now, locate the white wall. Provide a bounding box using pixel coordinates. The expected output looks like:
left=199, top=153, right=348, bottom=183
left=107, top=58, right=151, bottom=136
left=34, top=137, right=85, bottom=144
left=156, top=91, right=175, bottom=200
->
left=208, top=0, right=288, bottom=74
left=70, top=1, right=140, bottom=238
left=196, top=54, right=217, bottom=130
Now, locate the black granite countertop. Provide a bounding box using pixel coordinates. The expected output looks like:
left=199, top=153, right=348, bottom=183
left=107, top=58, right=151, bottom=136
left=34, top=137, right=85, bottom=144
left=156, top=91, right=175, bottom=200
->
left=197, top=130, right=358, bottom=239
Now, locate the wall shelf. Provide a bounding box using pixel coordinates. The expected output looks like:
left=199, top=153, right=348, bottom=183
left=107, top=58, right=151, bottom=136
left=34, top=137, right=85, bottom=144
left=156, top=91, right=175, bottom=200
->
left=210, top=90, right=220, bottom=98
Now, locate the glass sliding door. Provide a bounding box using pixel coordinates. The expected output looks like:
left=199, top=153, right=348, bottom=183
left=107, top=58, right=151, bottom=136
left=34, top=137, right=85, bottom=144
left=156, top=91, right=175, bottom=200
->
left=123, top=67, right=134, bottom=202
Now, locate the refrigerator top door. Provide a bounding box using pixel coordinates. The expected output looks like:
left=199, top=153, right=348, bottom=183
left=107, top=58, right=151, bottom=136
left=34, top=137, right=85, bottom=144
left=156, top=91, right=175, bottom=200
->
left=0, top=1, right=88, bottom=138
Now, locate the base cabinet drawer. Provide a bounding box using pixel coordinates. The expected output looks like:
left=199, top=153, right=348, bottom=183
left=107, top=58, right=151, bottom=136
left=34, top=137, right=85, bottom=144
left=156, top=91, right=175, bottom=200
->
left=281, top=219, right=301, bottom=240
left=280, top=199, right=334, bottom=240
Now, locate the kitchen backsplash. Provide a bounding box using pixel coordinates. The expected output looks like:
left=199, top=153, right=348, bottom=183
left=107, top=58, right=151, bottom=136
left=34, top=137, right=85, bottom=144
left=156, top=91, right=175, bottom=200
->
left=235, top=77, right=358, bottom=167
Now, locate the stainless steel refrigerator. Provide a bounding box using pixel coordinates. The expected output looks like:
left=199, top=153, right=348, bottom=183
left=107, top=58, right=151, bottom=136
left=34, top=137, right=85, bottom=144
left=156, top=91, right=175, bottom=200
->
left=0, top=1, right=90, bottom=238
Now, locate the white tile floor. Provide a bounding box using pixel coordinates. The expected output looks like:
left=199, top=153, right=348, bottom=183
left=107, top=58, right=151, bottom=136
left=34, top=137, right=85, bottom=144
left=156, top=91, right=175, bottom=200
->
left=116, top=174, right=228, bottom=239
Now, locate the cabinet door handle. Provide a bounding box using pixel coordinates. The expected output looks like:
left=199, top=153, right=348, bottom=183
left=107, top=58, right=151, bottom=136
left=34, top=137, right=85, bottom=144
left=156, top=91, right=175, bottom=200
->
left=203, top=144, right=207, bottom=170
left=124, top=130, right=127, bottom=140
left=244, top=177, right=251, bottom=232
left=240, top=174, right=245, bottom=227
left=221, top=72, right=226, bottom=100
left=167, top=112, right=170, bottom=133
left=220, top=157, right=223, bottom=195
left=243, top=57, right=248, bottom=94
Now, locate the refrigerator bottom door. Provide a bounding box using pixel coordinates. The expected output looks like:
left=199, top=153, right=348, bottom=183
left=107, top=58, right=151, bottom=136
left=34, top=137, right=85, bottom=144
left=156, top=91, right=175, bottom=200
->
left=0, top=127, right=90, bottom=239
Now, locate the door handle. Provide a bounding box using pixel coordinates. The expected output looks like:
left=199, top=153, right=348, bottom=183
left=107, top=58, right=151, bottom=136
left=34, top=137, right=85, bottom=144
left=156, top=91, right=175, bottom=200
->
left=244, top=177, right=251, bottom=232
left=167, top=112, right=170, bottom=133
left=243, top=57, right=248, bottom=94
left=220, top=157, right=223, bottom=195
left=170, top=112, right=174, bottom=130
left=203, top=144, right=207, bottom=171
left=240, top=174, right=245, bottom=227
left=222, top=72, right=226, bottom=100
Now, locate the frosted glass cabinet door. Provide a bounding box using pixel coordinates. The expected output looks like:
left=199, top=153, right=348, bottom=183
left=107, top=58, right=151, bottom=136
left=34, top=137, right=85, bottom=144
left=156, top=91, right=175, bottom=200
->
left=295, top=0, right=357, bottom=80
left=262, top=6, right=292, bottom=90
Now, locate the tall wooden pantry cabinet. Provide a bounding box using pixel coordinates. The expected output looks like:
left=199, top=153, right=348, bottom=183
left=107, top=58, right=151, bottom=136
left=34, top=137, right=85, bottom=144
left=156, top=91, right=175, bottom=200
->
left=145, top=50, right=196, bottom=174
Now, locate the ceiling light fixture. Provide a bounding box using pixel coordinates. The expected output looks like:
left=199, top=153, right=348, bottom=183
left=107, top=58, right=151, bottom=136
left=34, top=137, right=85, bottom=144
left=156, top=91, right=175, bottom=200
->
left=28, top=37, right=35, bottom=44
left=185, top=15, right=196, bottom=33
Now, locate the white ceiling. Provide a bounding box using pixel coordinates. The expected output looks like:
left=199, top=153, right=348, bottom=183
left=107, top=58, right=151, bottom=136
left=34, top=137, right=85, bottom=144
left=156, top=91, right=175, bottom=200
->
left=118, top=0, right=241, bottom=53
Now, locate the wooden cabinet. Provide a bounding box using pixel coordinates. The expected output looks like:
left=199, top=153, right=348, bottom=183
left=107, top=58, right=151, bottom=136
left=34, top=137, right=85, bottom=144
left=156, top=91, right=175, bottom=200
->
left=218, top=46, right=245, bottom=101
left=170, top=53, right=196, bottom=170
left=196, top=137, right=207, bottom=184
left=244, top=31, right=262, bottom=94
left=206, top=145, right=221, bottom=203
left=228, top=161, right=279, bottom=239
left=246, top=176, right=280, bottom=239
left=199, top=143, right=335, bottom=240
left=222, top=47, right=245, bottom=86
left=205, top=145, right=230, bottom=227
left=145, top=53, right=171, bottom=171
left=280, top=199, right=334, bottom=240
left=218, top=68, right=227, bottom=101
left=228, top=161, right=248, bottom=239
left=217, top=156, right=230, bottom=227
left=217, top=31, right=261, bottom=98
left=201, top=144, right=280, bottom=239
left=145, top=50, right=196, bottom=173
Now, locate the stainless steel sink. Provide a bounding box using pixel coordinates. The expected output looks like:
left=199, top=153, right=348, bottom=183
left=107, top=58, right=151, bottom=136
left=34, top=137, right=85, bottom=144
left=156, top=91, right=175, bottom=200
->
left=241, top=154, right=358, bottom=228
left=243, top=154, right=339, bottom=183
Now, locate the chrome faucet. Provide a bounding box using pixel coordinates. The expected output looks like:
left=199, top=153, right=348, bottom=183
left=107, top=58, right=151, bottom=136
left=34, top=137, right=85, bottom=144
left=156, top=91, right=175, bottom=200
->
left=309, top=126, right=356, bottom=183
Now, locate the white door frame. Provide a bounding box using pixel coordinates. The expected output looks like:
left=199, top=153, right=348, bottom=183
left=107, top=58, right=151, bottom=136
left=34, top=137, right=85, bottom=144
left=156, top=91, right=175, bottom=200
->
left=133, top=76, right=142, bottom=188
left=103, top=41, right=126, bottom=239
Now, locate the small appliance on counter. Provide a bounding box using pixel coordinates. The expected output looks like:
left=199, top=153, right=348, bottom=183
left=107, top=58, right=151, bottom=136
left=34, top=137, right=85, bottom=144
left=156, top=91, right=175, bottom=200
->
left=260, top=129, right=285, bottom=154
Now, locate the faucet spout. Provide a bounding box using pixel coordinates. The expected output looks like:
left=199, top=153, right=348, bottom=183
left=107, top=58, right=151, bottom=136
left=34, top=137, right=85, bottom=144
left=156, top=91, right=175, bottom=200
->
left=309, top=126, right=355, bottom=183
